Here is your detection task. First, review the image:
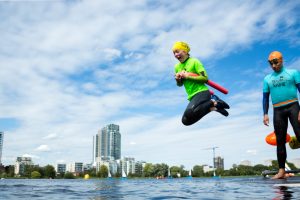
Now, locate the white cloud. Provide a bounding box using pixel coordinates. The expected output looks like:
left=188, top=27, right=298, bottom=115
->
left=43, top=133, right=58, bottom=140
left=35, top=145, right=50, bottom=152
left=102, top=48, right=122, bottom=61
left=55, top=160, right=66, bottom=164
left=22, top=154, right=40, bottom=159
left=247, top=150, right=258, bottom=155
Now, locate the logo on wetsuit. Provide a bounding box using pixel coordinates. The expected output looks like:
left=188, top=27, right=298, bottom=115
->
left=272, top=76, right=286, bottom=87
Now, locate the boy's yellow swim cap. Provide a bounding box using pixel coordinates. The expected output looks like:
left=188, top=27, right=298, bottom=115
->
left=172, top=41, right=190, bottom=53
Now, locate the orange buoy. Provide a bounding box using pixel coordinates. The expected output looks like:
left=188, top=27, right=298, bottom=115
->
left=265, top=132, right=291, bottom=146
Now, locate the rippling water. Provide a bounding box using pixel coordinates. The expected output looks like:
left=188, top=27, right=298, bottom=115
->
left=1, top=177, right=300, bottom=199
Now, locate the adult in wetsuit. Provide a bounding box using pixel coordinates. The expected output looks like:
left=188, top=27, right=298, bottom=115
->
left=263, top=51, right=300, bottom=179
left=173, top=41, right=230, bottom=126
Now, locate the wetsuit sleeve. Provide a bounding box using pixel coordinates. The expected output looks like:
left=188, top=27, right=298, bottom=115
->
left=263, top=92, right=270, bottom=115
left=292, top=70, right=300, bottom=93
left=297, top=83, right=300, bottom=93
left=262, top=77, right=270, bottom=115
left=294, top=70, right=300, bottom=84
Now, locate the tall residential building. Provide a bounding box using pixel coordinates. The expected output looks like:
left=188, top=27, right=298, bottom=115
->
left=0, top=132, right=3, bottom=165
left=214, top=156, right=224, bottom=170
left=95, top=124, right=121, bottom=161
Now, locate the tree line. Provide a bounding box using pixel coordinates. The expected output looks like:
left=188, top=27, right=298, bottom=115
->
left=0, top=160, right=297, bottom=179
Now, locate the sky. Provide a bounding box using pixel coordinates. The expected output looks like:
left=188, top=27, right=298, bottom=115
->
left=1, top=0, right=300, bottom=170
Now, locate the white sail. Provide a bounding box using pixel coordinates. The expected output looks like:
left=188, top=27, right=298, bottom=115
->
left=168, top=168, right=171, bottom=177
left=108, top=170, right=112, bottom=178
left=122, top=168, right=127, bottom=178
left=285, top=163, right=291, bottom=171
left=189, top=169, right=192, bottom=176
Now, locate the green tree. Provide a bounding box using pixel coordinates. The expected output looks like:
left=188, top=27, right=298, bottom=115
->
left=170, top=166, right=181, bottom=178
left=253, top=164, right=269, bottom=175
left=170, top=165, right=188, bottom=178
left=153, top=163, right=169, bottom=177
left=0, top=173, right=7, bottom=178
left=23, top=165, right=40, bottom=178
left=114, top=171, right=121, bottom=178
left=143, top=163, right=154, bottom=177
left=271, top=160, right=279, bottom=169
left=192, top=165, right=204, bottom=177
left=97, top=165, right=108, bottom=178
left=5, top=165, right=15, bottom=177
left=31, top=171, right=41, bottom=178
left=44, top=165, right=56, bottom=179
left=180, top=165, right=188, bottom=177
left=127, top=172, right=134, bottom=178
left=215, top=168, right=225, bottom=176
left=236, top=165, right=255, bottom=176
left=64, top=172, right=75, bottom=179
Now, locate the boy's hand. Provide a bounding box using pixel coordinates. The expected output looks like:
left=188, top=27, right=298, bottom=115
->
left=175, top=72, right=182, bottom=80
left=175, top=72, right=184, bottom=86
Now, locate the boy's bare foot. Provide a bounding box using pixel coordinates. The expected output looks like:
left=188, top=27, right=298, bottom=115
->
left=285, top=173, right=295, bottom=177
left=271, top=169, right=287, bottom=179
left=272, top=172, right=294, bottom=179
left=272, top=173, right=286, bottom=179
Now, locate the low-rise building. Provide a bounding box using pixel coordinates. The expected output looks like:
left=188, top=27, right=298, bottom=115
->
left=203, top=164, right=214, bottom=173
left=135, top=161, right=146, bottom=176
left=56, top=163, right=66, bottom=175
left=67, top=162, right=83, bottom=175
left=14, top=157, right=34, bottom=175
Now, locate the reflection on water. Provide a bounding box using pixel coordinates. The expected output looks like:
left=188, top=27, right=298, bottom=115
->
left=92, top=179, right=124, bottom=200
left=273, top=186, right=294, bottom=200
left=1, top=177, right=300, bottom=200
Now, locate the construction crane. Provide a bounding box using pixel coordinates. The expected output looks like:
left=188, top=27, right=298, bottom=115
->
left=203, top=146, right=219, bottom=177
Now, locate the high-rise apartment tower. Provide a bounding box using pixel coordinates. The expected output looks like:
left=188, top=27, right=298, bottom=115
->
left=95, top=124, right=121, bottom=161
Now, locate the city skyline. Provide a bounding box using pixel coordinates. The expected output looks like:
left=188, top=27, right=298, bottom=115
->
left=1, top=1, right=300, bottom=169
left=3, top=123, right=300, bottom=170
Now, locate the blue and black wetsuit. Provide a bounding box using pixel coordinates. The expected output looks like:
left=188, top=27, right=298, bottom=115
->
left=263, top=67, right=300, bottom=168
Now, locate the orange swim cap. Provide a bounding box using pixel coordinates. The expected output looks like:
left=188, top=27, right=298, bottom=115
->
left=268, top=51, right=283, bottom=61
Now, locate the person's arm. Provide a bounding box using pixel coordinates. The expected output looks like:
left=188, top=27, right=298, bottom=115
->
left=263, top=92, right=270, bottom=126
left=296, top=83, right=300, bottom=93
left=182, top=71, right=208, bottom=83
left=181, top=58, right=208, bottom=83
left=296, top=83, right=300, bottom=122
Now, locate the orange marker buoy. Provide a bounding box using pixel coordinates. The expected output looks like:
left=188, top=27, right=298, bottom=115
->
left=265, top=132, right=291, bottom=146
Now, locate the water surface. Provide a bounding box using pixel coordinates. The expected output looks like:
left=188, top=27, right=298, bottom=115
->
left=1, top=177, right=300, bottom=199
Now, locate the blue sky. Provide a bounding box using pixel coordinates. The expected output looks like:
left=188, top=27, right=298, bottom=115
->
left=1, top=0, right=300, bottom=169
